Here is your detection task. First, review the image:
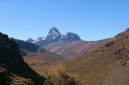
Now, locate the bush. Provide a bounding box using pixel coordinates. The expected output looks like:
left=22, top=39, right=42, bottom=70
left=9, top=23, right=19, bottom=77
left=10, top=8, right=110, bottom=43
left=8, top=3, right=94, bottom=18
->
left=44, top=70, right=77, bottom=85
left=0, top=67, right=10, bottom=85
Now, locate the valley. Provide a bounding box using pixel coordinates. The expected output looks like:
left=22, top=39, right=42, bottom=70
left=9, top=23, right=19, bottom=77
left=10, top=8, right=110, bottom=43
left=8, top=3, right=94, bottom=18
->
left=0, top=27, right=129, bottom=85
left=1, top=0, right=128, bottom=85
left=21, top=28, right=129, bottom=85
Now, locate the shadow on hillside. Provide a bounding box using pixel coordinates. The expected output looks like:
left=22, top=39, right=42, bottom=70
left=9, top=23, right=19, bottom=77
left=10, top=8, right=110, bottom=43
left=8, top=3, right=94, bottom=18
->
left=9, top=61, right=45, bottom=85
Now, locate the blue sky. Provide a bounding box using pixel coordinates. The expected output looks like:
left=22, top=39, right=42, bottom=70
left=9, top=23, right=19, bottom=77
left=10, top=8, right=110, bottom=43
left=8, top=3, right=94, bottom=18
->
left=0, top=0, right=129, bottom=41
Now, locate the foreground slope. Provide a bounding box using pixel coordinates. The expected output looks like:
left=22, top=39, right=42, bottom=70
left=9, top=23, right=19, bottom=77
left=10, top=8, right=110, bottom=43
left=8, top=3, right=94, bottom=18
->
left=63, top=29, right=129, bottom=85
left=0, top=32, right=44, bottom=85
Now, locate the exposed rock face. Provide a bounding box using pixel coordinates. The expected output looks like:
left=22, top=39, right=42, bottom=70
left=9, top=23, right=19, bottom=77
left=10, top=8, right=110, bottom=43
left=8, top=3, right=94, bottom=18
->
left=63, top=32, right=81, bottom=41
left=45, top=27, right=62, bottom=43
left=0, top=32, right=44, bottom=85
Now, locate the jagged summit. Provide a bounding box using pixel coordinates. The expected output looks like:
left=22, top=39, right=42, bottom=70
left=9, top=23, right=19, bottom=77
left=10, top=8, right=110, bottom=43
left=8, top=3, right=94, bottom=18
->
left=46, top=27, right=62, bottom=42
left=27, top=27, right=81, bottom=47
left=48, top=27, right=61, bottom=36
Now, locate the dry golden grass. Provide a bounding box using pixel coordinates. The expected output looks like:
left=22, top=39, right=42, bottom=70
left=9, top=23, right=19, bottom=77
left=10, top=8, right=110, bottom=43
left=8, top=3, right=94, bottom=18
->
left=9, top=74, right=32, bottom=85
left=63, top=29, right=129, bottom=85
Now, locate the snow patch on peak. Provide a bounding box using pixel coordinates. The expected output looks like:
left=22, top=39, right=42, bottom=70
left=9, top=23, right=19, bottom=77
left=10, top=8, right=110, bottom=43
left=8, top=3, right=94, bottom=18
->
left=48, top=27, right=61, bottom=36
left=33, top=37, right=45, bottom=43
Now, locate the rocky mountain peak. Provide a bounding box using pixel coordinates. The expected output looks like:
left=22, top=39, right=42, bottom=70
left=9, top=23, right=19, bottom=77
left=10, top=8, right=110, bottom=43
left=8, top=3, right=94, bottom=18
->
left=27, top=27, right=81, bottom=47
left=45, top=27, right=62, bottom=43
left=48, top=27, right=61, bottom=37
left=26, top=38, right=34, bottom=43
left=33, top=37, right=45, bottom=44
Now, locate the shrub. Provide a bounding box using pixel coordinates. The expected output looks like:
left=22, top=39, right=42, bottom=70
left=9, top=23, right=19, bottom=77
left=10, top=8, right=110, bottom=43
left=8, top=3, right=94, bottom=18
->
left=0, top=67, right=10, bottom=85
left=44, top=70, right=77, bottom=85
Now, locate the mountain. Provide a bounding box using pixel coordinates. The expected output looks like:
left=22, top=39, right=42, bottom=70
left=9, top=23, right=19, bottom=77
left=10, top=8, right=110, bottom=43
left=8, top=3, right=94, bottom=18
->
left=45, top=27, right=62, bottom=43
left=25, top=27, right=109, bottom=58
left=29, top=27, right=81, bottom=47
left=62, top=28, right=129, bottom=85
left=33, top=37, right=45, bottom=45
left=26, top=38, right=34, bottom=43
left=0, top=32, right=44, bottom=85
left=14, top=39, right=40, bottom=57
left=14, top=38, right=65, bottom=61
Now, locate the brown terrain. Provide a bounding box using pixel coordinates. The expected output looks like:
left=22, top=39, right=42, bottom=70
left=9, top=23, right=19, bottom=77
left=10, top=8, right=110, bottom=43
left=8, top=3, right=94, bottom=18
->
left=63, top=28, right=129, bottom=85
left=45, top=40, right=110, bottom=58
left=1, top=28, right=129, bottom=85
left=24, top=49, right=65, bottom=77
left=23, top=28, right=129, bottom=85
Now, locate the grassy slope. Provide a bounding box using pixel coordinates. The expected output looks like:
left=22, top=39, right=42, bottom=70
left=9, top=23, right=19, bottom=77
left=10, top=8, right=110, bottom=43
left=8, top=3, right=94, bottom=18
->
left=63, top=29, right=129, bottom=85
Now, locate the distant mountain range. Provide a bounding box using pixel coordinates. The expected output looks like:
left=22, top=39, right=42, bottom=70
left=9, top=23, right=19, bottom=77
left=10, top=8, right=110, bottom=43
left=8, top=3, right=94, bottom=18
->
left=25, top=27, right=109, bottom=58
left=26, top=27, right=81, bottom=47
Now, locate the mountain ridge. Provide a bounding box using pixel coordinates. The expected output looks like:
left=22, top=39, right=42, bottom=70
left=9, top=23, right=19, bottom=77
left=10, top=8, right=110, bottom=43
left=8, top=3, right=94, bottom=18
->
left=0, top=32, right=45, bottom=85
left=26, top=27, right=81, bottom=47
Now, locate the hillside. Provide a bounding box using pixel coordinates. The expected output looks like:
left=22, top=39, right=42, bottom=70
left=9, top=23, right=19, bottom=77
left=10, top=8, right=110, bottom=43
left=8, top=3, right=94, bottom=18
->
left=13, top=38, right=66, bottom=77
left=45, top=39, right=109, bottom=58
left=14, top=39, right=40, bottom=52
left=0, top=32, right=44, bottom=85
left=63, top=28, right=129, bottom=85
left=24, top=48, right=65, bottom=77
left=10, top=35, right=66, bottom=79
